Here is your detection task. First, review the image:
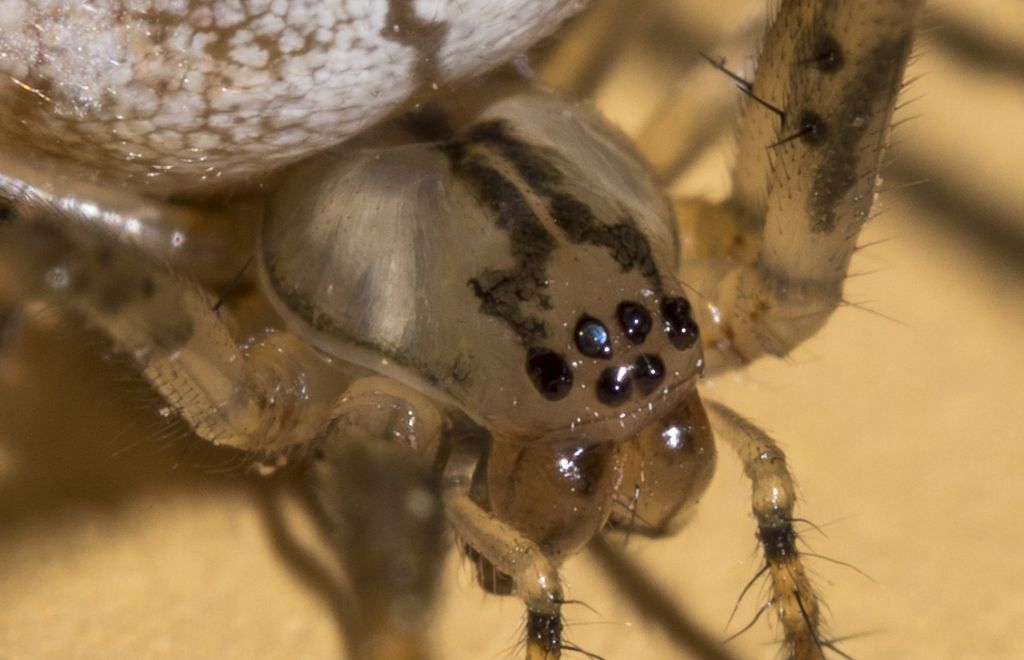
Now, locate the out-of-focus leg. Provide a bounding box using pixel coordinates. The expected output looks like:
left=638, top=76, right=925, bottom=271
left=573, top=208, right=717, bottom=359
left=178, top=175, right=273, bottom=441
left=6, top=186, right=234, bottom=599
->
left=0, top=192, right=345, bottom=455
left=310, top=377, right=448, bottom=660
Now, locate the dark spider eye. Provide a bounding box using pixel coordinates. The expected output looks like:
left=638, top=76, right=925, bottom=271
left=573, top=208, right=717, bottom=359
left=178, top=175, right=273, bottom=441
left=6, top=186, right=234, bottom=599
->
left=633, top=354, right=665, bottom=394
left=616, top=301, right=651, bottom=344
left=574, top=315, right=612, bottom=358
left=526, top=348, right=573, bottom=400
left=660, top=296, right=700, bottom=350
left=596, top=365, right=633, bottom=405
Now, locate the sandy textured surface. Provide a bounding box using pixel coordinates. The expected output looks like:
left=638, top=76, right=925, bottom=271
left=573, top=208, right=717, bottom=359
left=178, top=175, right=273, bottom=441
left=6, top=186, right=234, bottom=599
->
left=1, top=1, right=1022, bottom=659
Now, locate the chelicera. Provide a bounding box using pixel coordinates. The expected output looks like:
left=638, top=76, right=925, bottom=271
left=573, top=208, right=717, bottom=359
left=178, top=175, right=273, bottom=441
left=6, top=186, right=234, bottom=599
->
left=0, top=1, right=923, bottom=658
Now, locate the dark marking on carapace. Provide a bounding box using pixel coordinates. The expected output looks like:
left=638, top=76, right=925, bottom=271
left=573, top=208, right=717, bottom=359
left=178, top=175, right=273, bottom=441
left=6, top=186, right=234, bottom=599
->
left=466, top=121, right=564, bottom=189
left=441, top=143, right=555, bottom=345
left=467, top=121, right=664, bottom=292
left=547, top=193, right=662, bottom=291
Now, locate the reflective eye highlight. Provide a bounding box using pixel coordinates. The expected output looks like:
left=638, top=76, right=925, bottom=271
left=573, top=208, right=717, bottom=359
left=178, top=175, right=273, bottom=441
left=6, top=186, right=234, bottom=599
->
left=660, top=296, right=699, bottom=350
left=633, top=354, right=665, bottom=393
left=596, top=365, right=633, bottom=405
left=574, top=315, right=612, bottom=358
left=526, top=348, right=573, bottom=400
left=616, top=301, right=651, bottom=344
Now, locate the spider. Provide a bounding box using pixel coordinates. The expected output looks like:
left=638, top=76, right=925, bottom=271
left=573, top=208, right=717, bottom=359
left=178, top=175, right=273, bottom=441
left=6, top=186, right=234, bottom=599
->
left=0, top=1, right=924, bottom=659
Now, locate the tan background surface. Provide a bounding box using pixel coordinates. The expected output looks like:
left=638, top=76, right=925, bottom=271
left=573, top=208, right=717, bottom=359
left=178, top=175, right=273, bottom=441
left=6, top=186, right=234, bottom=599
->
left=2, top=1, right=1022, bottom=658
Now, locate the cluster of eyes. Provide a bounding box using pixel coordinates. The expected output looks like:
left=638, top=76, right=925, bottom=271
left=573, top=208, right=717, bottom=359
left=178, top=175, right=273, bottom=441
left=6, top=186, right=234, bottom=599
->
left=526, top=297, right=699, bottom=405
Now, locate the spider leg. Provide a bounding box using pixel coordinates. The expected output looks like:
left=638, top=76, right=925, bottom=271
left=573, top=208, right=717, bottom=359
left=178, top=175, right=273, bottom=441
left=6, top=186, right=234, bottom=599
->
left=310, top=376, right=449, bottom=660
left=675, top=0, right=923, bottom=371
left=705, top=399, right=825, bottom=660
left=0, top=191, right=347, bottom=455
left=635, top=5, right=766, bottom=182
left=442, top=427, right=565, bottom=659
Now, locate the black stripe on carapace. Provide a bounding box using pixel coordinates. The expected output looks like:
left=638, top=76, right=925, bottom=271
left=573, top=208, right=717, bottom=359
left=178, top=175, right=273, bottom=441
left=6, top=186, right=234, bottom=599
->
left=759, top=522, right=798, bottom=563
left=441, top=143, right=555, bottom=345
left=547, top=192, right=662, bottom=291
left=807, top=30, right=914, bottom=234
left=466, top=120, right=564, bottom=189
left=466, top=120, right=664, bottom=292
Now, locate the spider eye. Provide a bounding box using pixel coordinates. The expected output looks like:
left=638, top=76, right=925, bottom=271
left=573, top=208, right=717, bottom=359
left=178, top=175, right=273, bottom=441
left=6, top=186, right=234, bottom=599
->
left=632, top=354, right=665, bottom=394
left=596, top=365, right=633, bottom=405
left=526, top=348, right=573, bottom=400
left=616, top=301, right=651, bottom=344
left=660, top=296, right=700, bottom=350
left=574, top=315, right=612, bottom=358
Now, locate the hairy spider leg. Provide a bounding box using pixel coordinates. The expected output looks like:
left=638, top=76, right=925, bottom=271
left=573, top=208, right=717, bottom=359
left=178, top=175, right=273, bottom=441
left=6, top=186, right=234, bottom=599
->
left=442, top=428, right=566, bottom=659
left=676, top=0, right=923, bottom=372
left=705, top=400, right=827, bottom=660
left=570, top=2, right=922, bottom=657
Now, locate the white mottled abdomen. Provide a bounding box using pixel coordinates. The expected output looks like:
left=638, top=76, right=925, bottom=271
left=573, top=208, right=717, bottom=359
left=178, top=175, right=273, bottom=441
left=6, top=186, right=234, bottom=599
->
left=0, top=0, right=584, bottom=191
